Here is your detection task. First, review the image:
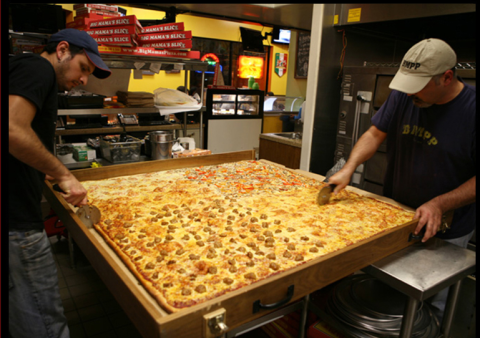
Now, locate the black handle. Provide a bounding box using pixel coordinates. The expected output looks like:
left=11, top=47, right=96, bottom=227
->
left=52, top=184, right=65, bottom=193
left=408, top=229, right=425, bottom=242
left=253, top=285, right=294, bottom=314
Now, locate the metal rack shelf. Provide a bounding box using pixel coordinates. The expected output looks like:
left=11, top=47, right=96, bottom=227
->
left=101, top=54, right=209, bottom=72
left=58, top=106, right=206, bottom=116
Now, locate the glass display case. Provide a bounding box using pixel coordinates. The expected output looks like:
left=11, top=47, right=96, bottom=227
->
left=263, top=96, right=305, bottom=114
left=205, top=89, right=264, bottom=154
left=209, top=91, right=263, bottom=116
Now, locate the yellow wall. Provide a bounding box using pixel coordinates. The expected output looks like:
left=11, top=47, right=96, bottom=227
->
left=59, top=4, right=307, bottom=98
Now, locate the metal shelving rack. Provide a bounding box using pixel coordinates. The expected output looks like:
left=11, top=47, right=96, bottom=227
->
left=57, top=54, right=209, bottom=147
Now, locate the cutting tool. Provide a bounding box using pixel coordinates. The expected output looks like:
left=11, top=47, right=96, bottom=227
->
left=316, top=184, right=337, bottom=206
left=52, top=184, right=101, bottom=228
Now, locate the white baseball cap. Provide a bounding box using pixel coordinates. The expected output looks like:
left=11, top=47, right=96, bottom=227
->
left=389, top=38, right=456, bottom=94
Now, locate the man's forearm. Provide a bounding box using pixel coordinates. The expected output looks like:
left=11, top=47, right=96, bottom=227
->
left=343, top=126, right=387, bottom=173
left=432, top=176, right=476, bottom=213
left=9, top=126, right=71, bottom=181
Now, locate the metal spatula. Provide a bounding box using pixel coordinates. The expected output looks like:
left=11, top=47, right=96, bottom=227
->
left=316, top=184, right=337, bottom=206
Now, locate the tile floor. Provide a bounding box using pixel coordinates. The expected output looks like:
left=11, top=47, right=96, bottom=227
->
left=50, top=235, right=270, bottom=338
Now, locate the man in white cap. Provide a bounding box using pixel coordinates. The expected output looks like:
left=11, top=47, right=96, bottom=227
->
left=9, top=29, right=111, bottom=338
left=328, top=38, right=475, bottom=319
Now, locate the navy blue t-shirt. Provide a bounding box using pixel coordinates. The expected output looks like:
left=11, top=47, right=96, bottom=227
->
left=371, top=79, right=476, bottom=239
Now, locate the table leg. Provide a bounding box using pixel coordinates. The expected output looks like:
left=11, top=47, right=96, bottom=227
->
left=399, top=297, right=418, bottom=338
left=298, top=294, right=309, bottom=338
left=442, top=280, right=462, bottom=337
left=68, top=232, right=75, bottom=270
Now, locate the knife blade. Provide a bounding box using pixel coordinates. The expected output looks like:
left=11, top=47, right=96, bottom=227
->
left=316, top=184, right=337, bottom=206
left=52, top=184, right=101, bottom=228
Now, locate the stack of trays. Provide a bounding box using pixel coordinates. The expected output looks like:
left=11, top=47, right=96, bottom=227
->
left=324, top=274, right=439, bottom=338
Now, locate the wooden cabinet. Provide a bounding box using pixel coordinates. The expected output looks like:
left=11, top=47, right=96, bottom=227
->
left=259, top=135, right=301, bottom=169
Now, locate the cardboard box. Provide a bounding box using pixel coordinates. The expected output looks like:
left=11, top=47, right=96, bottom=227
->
left=92, top=34, right=138, bottom=47
left=88, top=15, right=143, bottom=31
left=73, top=3, right=119, bottom=12
left=76, top=8, right=123, bottom=18
left=67, top=17, right=95, bottom=29
left=74, top=12, right=119, bottom=21
left=85, top=25, right=139, bottom=37
left=142, top=22, right=184, bottom=34
left=138, top=31, right=192, bottom=43
left=10, top=36, right=46, bottom=55
left=73, top=145, right=96, bottom=162
left=139, top=39, right=192, bottom=50
left=98, top=46, right=200, bottom=59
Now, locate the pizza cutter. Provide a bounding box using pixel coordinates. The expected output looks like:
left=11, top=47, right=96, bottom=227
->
left=316, top=184, right=337, bottom=206
left=52, top=184, right=101, bottom=228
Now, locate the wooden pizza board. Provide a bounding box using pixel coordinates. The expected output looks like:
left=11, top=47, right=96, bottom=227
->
left=43, top=151, right=419, bottom=338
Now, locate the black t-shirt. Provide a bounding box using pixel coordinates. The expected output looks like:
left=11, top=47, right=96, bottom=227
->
left=9, top=53, right=59, bottom=229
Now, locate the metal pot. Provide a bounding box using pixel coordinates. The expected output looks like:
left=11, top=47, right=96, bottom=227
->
left=147, top=131, right=173, bottom=160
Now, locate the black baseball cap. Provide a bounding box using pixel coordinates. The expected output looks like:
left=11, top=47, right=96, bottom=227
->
left=49, top=28, right=111, bottom=79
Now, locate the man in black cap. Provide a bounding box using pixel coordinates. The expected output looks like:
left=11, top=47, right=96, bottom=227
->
left=9, top=29, right=111, bottom=338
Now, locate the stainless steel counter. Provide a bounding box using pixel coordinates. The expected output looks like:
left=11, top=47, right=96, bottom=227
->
left=363, top=238, right=475, bottom=300
left=362, top=237, right=476, bottom=337
left=260, top=132, right=302, bottom=148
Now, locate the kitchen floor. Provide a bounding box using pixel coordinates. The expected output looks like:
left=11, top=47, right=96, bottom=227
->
left=49, top=235, right=270, bottom=338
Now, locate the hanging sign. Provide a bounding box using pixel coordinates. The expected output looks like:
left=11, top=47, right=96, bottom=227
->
left=275, top=53, right=287, bottom=77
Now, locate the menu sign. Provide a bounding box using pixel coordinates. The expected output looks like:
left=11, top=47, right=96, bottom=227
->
left=295, top=31, right=310, bottom=79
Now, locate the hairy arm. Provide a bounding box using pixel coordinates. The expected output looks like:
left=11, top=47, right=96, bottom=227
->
left=328, top=125, right=387, bottom=192
left=414, top=176, right=476, bottom=242
left=9, top=94, right=87, bottom=206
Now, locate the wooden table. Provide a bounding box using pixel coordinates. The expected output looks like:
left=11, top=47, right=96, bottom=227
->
left=44, top=151, right=419, bottom=338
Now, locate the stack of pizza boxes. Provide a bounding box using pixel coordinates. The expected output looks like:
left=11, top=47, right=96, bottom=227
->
left=67, top=4, right=124, bottom=30
left=85, top=15, right=143, bottom=48
left=138, top=22, right=192, bottom=51
left=97, top=19, right=200, bottom=59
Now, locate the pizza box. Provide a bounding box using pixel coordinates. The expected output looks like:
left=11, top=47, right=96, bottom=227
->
left=138, top=31, right=193, bottom=43
left=76, top=8, right=123, bottom=18
left=85, top=25, right=139, bottom=37
left=139, top=39, right=192, bottom=50
left=43, top=151, right=419, bottom=338
left=73, top=3, right=119, bottom=12
left=98, top=46, right=201, bottom=59
left=75, top=12, right=118, bottom=19
left=88, top=15, right=143, bottom=31
left=92, top=34, right=138, bottom=48
left=67, top=17, right=95, bottom=30
left=142, top=22, right=185, bottom=34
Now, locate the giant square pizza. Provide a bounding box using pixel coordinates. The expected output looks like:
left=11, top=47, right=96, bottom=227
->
left=81, top=160, right=413, bottom=312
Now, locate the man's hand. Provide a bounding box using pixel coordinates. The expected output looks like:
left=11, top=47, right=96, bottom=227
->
left=48, top=175, right=88, bottom=206
left=413, top=200, right=443, bottom=242
left=413, top=177, right=476, bottom=242
left=328, top=168, right=354, bottom=193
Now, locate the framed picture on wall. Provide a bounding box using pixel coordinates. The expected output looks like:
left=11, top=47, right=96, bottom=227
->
left=295, top=31, right=310, bottom=79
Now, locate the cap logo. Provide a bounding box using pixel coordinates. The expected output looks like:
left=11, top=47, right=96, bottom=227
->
left=402, top=60, right=421, bottom=70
